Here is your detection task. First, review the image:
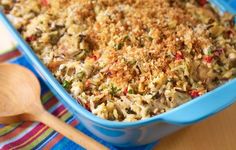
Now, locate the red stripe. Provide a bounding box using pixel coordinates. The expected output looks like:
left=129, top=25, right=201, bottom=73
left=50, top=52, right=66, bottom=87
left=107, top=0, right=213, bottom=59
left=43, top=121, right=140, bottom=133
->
left=43, top=97, right=58, bottom=110
left=2, top=105, right=68, bottom=150
left=0, top=50, right=21, bottom=62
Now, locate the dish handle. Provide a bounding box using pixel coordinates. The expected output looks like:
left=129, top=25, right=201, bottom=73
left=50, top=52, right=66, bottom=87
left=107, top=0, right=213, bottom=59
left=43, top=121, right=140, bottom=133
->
left=160, top=79, right=236, bottom=125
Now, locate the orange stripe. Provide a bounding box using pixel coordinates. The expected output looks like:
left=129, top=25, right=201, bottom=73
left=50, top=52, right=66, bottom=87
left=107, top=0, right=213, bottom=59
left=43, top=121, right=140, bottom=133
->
left=42, top=119, right=79, bottom=150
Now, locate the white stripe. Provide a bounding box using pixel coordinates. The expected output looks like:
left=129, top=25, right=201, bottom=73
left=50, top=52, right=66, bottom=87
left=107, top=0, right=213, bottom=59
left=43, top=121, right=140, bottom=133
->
left=0, top=103, right=63, bottom=148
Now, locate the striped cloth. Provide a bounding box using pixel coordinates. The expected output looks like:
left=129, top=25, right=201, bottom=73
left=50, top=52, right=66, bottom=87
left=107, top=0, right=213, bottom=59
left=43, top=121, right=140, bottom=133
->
left=0, top=50, right=157, bottom=150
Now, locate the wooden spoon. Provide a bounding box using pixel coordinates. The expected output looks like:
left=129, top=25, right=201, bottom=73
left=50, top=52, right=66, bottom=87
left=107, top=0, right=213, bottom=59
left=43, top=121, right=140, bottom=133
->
left=0, top=64, right=108, bottom=150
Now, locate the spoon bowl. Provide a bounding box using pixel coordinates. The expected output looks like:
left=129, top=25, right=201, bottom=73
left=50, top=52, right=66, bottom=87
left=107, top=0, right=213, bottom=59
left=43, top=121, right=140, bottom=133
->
left=0, top=63, right=108, bottom=150
left=0, top=64, right=41, bottom=117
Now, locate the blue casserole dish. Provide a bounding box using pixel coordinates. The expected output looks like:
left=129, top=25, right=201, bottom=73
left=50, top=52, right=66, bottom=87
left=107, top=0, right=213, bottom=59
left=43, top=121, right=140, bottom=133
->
left=1, top=0, right=236, bottom=147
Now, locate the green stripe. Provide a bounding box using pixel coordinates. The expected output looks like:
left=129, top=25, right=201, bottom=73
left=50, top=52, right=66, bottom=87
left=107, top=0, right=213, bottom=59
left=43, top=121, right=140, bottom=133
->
left=21, top=112, right=73, bottom=150
left=59, top=112, right=73, bottom=122
left=41, top=92, right=54, bottom=104
left=0, top=123, right=22, bottom=136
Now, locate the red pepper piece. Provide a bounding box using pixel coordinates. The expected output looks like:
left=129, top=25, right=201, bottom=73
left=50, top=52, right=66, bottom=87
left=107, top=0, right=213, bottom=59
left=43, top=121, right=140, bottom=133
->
left=85, top=102, right=91, bottom=111
left=198, top=0, right=207, bottom=6
left=90, top=55, right=98, bottom=61
left=203, top=55, right=213, bottom=63
left=40, top=0, right=49, bottom=6
left=26, top=35, right=37, bottom=42
left=175, top=52, right=184, bottom=60
left=189, top=90, right=200, bottom=98
left=123, top=87, right=128, bottom=95
left=77, top=98, right=91, bottom=111
left=85, top=80, right=91, bottom=89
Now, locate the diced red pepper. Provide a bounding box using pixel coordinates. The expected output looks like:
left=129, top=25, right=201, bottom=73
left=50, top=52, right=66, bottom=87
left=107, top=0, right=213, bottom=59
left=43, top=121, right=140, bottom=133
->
left=89, top=55, right=98, bottom=61
left=40, top=0, right=49, bottom=6
left=77, top=98, right=91, bottom=111
left=26, top=35, right=37, bottom=42
left=85, top=80, right=90, bottom=88
left=92, top=55, right=97, bottom=60
left=84, top=102, right=91, bottom=111
left=175, top=52, right=184, bottom=60
left=203, top=55, right=213, bottom=63
left=123, top=87, right=128, bottom=95
left=189, top=90, right=200, bottom=98
left=198, top=0, right=207, bottom=6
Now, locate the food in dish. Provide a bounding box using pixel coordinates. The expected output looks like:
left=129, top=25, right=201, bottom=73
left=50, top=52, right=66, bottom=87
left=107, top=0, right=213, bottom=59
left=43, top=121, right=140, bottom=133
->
left=1, top=0, right=236, bottom=122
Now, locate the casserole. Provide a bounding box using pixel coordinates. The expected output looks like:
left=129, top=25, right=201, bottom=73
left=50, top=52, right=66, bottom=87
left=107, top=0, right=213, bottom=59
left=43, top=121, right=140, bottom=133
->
left=1, top=0, right=236, bottom=147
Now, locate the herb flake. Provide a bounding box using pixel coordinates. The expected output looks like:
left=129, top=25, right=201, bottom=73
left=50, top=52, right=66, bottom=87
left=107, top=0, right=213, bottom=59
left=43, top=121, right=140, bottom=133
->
left=62, top=80, right=70, bottom=90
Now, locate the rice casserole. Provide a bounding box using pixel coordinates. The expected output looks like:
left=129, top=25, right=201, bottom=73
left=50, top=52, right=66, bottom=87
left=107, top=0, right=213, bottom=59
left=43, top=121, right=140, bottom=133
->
left=1, top=0, right=236, bottom=122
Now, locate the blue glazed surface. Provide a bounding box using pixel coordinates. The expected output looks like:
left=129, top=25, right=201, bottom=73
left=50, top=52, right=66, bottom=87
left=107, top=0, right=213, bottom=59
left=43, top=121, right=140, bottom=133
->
left=1, top=1, right=236, bottom=147
left=209, top=0, right=236, bottom=14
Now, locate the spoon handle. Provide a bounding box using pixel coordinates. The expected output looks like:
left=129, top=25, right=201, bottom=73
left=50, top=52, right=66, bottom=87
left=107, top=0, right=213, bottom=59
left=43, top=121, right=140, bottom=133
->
left=34, top=110, right=108, bottom=150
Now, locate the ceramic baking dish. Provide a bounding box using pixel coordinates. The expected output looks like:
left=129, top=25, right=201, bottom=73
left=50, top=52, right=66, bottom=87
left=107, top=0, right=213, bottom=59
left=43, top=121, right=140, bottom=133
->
left=1, top=0, right=236, bottom=147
